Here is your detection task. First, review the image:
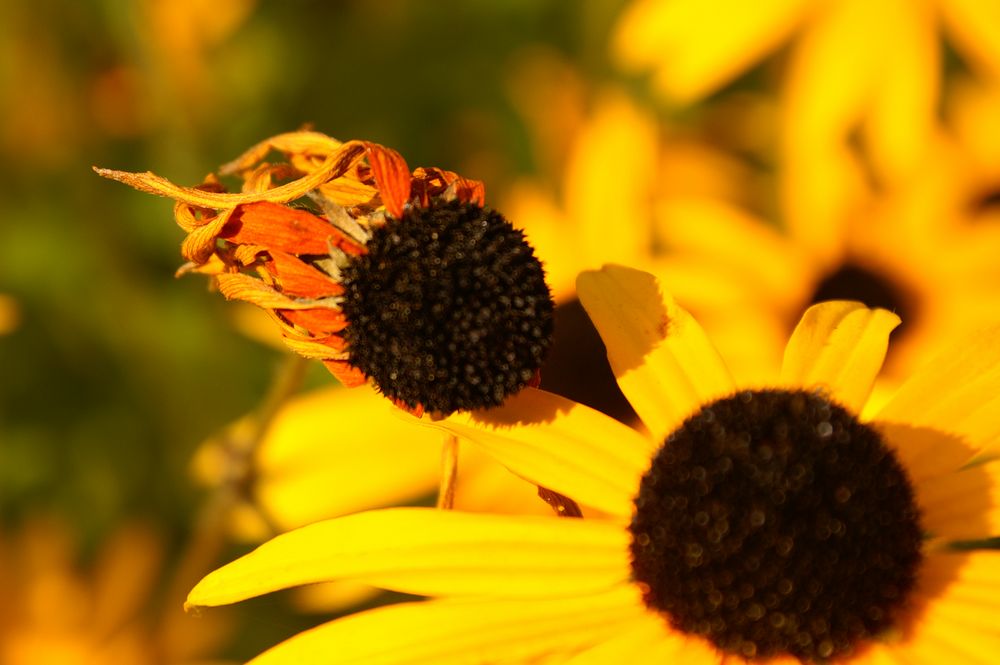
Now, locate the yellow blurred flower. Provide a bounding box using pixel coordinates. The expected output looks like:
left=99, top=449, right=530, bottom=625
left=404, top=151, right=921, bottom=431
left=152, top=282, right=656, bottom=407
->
left=184, top=265, right=1000, bottom=664
left=613, top=0, right=1000, bottom=248
left=0, top=518, right=231, bottom=665
left=192, top=384, right=555, bottom=544
left=508, top=68, right=1000, bottom=393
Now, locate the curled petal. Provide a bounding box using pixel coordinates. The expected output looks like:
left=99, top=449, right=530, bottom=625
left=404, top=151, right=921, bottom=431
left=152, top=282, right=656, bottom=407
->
left=363, top=142, right=412, bottom=219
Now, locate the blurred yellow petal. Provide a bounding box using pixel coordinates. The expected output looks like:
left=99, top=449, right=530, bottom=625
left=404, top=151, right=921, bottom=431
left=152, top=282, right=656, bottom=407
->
left=877, top=326, right=1000, bottom=458
left=290, top=580, right=382, bottom=614
left=862, top=0, right=938, bottom=182
left=504, top=181, right=577, bottom=302
left=577, top=265, right=735, bottom=443
left=612, top=0, right=811, bottom=103
left=451, top=441, right=570, bottom=517
left=780, top=301, right=900, bottom=412
left=226, top=387, right=441, bottom=531
left=940, top=0, right=1000, bottom=82
left=565, top=91, right=657, bottom=271
left=656, top=198, right=815, bottom=311
left=90, top=524, right=163, bottom=638
left=424, top=388, right=654, bottom=518
left=248, top=587, right=644, bottom=665
left=187, top=508, right=628, bottom=608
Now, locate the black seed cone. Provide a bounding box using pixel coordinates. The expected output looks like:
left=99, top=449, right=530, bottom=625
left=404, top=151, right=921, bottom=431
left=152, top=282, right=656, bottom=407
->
left=630, top=390, right=923, bottom=662
left=339, top=199, right=554, bottom=414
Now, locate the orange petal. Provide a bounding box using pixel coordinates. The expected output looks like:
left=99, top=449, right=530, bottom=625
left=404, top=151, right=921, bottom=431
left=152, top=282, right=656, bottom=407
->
left=223, top=202, right=365, bottom=256
left=323, top=359, right=367, bottom=387
left=363, top=142, right=412, bottom=219
left=266, top=251, right=343, bottom=298
left=279, top=308, right=348, bottom=334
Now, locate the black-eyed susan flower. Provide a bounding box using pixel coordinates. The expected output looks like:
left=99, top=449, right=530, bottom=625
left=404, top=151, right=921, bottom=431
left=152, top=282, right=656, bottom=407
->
left=96, top=131, right=554, bottom=416
left=184, top=264, right=1000, bottom=664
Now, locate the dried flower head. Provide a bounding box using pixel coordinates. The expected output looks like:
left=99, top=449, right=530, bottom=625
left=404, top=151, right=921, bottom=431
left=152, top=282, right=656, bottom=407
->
left=96, top=132, right=554, bottom=415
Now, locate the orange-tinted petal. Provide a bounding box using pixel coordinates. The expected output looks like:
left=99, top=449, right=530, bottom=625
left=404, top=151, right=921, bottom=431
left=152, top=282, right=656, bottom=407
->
left=222, top=202, right=365, bottom=256
left=363, top=142, right=411, bottom=220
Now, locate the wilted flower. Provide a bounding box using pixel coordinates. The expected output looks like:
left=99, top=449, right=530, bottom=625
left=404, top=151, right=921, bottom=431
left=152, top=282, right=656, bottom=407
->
left=97, top=131, right=554, bottom=416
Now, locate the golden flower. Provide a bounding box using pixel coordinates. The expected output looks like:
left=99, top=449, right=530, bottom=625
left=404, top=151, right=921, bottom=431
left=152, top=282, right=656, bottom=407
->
left=185, top=264, right=1000, bottom=664
left=191, top=383, right=556, bottom=544
left=508, top=77, right=1000, bottom=397
left=611, top=1, right=1000, bottom=259
left=0, top=517, right=231, bottom=665
left=96, top=131, right=554, bottom=416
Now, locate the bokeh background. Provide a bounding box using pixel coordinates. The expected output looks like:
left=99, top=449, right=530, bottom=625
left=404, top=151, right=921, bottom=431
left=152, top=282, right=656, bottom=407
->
left=2, top=0, right=999, bottom=662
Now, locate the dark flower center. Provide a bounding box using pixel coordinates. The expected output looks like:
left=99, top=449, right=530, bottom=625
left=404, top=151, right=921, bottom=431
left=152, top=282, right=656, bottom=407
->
left=339, top=199, right=554, bottom=414
left=630, top=389, right=923, bottom=662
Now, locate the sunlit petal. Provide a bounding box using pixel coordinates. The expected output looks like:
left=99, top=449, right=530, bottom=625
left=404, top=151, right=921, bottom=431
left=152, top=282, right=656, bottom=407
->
left=612, top=0, right=811, bottom=102
left=578, top=264, right=735, bottom=443
left=877, top=326, right=1000, bottom=461
left=425, top=387, right=654, bottom=517
left=187, top=508, right=629, bottom=608
left=780, top=301, right=899, bottom=413
left=247, top=587, right=644, bottom=665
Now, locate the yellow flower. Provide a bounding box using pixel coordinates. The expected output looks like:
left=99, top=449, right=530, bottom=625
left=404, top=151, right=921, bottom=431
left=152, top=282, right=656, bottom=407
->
left=97, top=131, right=554, bottom=416
left=0, top=518, right=232, bottom=665
left=612, top=0, right=1000, bottom=271
left=191, top=384, right=556, bottom=543
left=185, top=265, right=1000, bottom=664
left=612, top=0, right=1000, bottom=108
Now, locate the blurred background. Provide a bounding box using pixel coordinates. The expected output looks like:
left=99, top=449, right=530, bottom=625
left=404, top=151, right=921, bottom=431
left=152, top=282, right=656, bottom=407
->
left=2, top=0, right=999, bottom=662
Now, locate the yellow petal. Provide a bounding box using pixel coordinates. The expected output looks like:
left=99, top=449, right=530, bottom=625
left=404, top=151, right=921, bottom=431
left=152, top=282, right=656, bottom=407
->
left=187, top=508, right=628, bottom=608
left=564, top=613, right=720, bottom=665
left=425, top=387, right=655, bottom=518
left=566, top=92, right=657, bottom=271
left=195, top=387, right=442, bottom=533
left=504, top=181, right=577, bottom=302
left=876, top=326, right=1000, bottom=459
left=780, top=301, right=899, bottom=413
left=899, top=551, right=1000, bottom=663
left=913, top=459, right=1000, bottom=542
left=248, top=587, right=644, bottom=665
left=578, top=264, right=736, bottom=443
left=451, top=441, right=573, bottom=517
left=862, top=0, right=938, bottom=183
left=612, top=0, right=811, bottom=103
left=656, top=198, right=816, bottom=312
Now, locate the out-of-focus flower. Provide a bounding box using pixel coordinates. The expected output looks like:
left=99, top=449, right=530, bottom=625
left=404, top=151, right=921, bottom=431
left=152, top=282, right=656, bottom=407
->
left=506, top=89, right=794, bottom=384
left=507, top=65, right=1000, bottom=393
left=612, top=0, right=1000, bottom=245
left=186, top=265, right=1000, bottom=664
left=612, top=0, right=1000, bottom=105
left=192, top=384, right=554, bottom=544
left=97, top=132, right=554, bottom=416
left=0, top=518, right=231, bottom=665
